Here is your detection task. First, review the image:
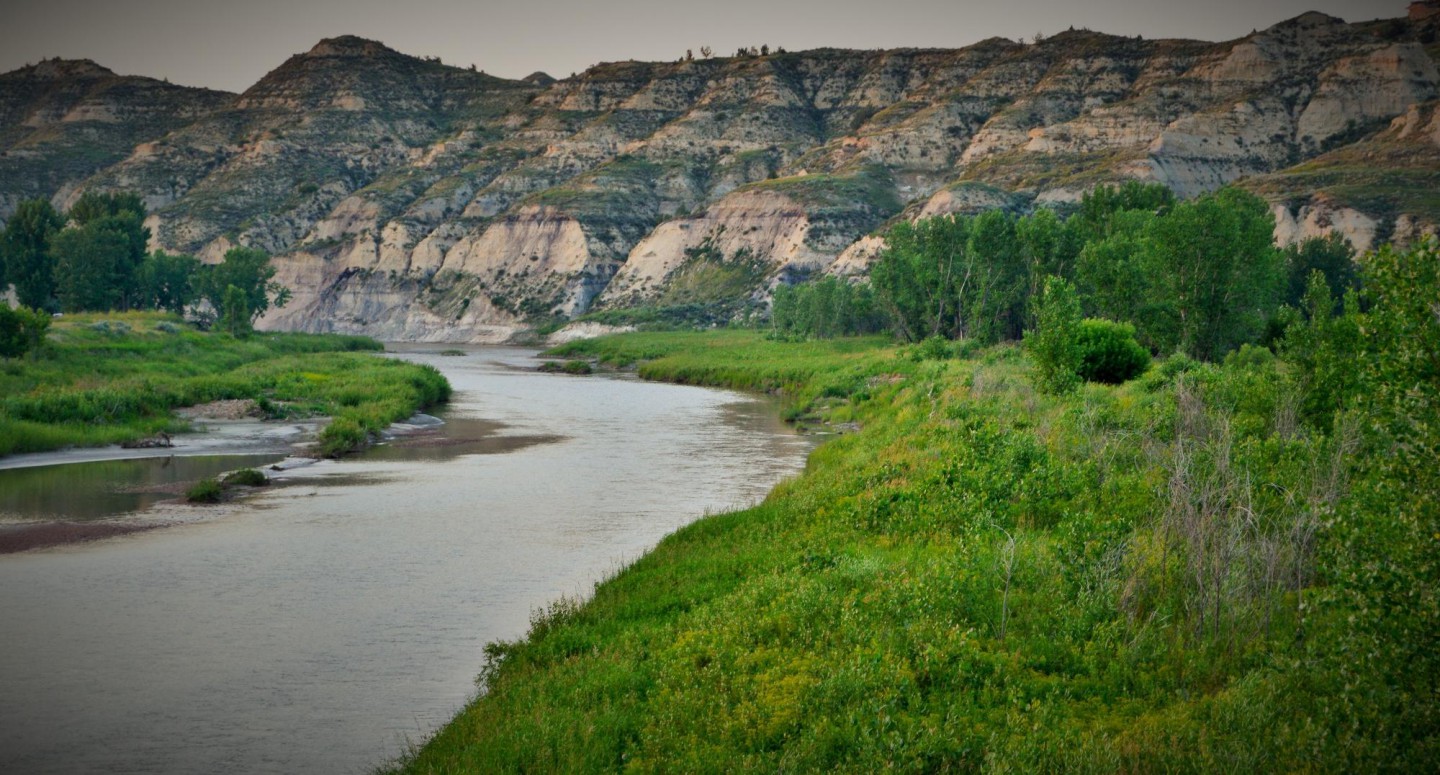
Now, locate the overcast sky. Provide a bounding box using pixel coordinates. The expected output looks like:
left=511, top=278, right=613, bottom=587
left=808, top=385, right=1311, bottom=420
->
left=0, top=0, right=1402, bottom=93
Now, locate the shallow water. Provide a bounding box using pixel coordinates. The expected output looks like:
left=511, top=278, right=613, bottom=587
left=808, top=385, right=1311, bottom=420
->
left=0, top=454, right=286, bottom=522
left=0, top=346, right=814, bottom=775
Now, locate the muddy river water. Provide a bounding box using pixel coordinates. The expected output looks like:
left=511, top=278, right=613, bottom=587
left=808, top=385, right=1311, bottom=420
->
left=0, top=346, right=814, bottom=774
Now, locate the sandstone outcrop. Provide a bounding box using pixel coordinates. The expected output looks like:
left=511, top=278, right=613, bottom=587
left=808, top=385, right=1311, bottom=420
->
left=3, top=14, right=1437, bottom=341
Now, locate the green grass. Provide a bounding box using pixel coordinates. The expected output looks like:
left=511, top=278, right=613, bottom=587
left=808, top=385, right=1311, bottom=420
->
left=396, top=329, right=1434, bottom=772
left=185, top=478, right=224, bottom=503
left=537, top=359, right=594, bottom=375
left=221, top=468, right=268, bottom=487
left=0, top=312, right=449, bottom=458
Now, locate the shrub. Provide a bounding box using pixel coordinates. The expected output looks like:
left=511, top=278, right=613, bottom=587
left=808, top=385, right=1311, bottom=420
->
left=1025, top=276, right=1082, bottom=394
left=221, top=468, right=267, bottom=487
left=186, top=478, right=224, bottom=503
left=1142, top=351, right=1202, bottom=391
left=1075, top=318, right=1151, bottom=384
left=318, top=415, right=369, bottom=457
left=914, top=335, right=953, bottom=361
left=538, top=359, right=594, bottom=374
left=0, top=306, right=50, bottom=359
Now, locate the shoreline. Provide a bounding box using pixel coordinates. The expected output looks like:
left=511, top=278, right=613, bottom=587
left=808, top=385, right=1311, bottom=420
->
left=0, top=410, right=466, bottom=555
left=0, top=520, right=165, bottom=554
left=0, top=417, right=323, bottom=472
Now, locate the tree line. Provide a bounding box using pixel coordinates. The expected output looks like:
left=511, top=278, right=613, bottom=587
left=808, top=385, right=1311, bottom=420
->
left=0, top=193, right=291, bottom=352
left=774, top=182, right=1359, bottom=380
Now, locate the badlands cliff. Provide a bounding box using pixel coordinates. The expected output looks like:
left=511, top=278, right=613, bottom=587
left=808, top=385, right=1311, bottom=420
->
left=2, top=12, right=1437, bottom=340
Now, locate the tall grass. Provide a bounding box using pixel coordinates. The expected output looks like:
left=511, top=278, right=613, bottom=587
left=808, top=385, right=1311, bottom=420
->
left=393, top=329, right=1432, bottom=773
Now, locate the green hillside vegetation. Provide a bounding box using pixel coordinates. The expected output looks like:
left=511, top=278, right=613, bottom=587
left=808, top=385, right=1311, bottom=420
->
left=0, top=312, right=448, bottom=457
left=398, top=237, right=1437, bottom=771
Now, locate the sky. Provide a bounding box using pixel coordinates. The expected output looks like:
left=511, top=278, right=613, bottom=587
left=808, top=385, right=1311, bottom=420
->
left=0, top=0, right=1403, bottom=93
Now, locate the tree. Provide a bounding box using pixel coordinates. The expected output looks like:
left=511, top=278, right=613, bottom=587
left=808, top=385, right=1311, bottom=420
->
left=871, top=215, right=970, bottom=341
left=0, top=306, right=50, bottom=360
left=86, top=211, right=150, bottom=309
left=965, top=209, right=1025, bottom=341
left=1282, top=233, right=1358, bottom=310
left=1025, top=276, right=1082, bottom=394
left=196, top=247, right=290, bottom=323
left=1144, top=187, right=1282, bottom=360
left=1323, top=239, right=1440, bottom=749
left=771, top=276, right=882, bottom=340
left=67, top=191, right=146, bottom=227
left=48, top=193, right=150, bottom=311
left=219, top=284, right=252, bottom=337
left=0, top=199, right=64, bottom=310
left=52, top=225, right=130, bottom=311
left=1074, top=209, right=1165, bottom=347
left=137, top=251, right=201, bottom=314
left=1015, top=207, right=1080, bottom=311
left=1068, top=181, right=1174, bottom=245
left=1281, top=270, right=1362, bottom=427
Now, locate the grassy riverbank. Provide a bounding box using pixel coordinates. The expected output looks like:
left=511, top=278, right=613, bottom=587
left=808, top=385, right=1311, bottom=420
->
left=0, top=312, right=449, bottom=457
left=400, top=327, right=1435, bottom=772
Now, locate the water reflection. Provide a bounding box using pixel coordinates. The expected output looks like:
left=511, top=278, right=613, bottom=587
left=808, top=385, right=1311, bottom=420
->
left=0, top=453, right=285, bottom=522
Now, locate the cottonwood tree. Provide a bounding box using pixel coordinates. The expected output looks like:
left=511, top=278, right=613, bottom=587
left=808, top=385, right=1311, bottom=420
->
left=0, top=199, right=64, bottom=309
left=196, top=247, right=291, bottom=324
left=1145, top=187, right=1282, bottom=361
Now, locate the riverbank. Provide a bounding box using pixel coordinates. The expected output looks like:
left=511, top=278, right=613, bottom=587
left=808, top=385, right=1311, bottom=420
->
left=398, top=329, right=1435, bottom=772
left=0, top=344, right=812, bottom=775
left=0, top=312, right=450, bottom=458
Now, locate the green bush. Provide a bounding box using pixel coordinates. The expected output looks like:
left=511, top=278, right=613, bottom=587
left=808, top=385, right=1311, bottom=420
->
left=0, top=306, right=50, bottom=359
left=317, top=416, right=369, bottom=457
left=1074, top=318, right=1150, bottom=384
left=1025, top=276, right=1082, bottom=394
left=221, top=468, right=267, bottom=487
left=186, top=478, right=224, bottom=503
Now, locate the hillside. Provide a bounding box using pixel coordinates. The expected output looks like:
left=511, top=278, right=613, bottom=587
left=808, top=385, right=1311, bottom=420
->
left=2, top=12, right=1438, bottom=341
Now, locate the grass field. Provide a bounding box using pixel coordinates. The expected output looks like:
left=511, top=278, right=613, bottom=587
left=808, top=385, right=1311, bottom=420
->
left=0, top=312, right=449, bottom=458
left=396, top=329, right=1436, bottom=772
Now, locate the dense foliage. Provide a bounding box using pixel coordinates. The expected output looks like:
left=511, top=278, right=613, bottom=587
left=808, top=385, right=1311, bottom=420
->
left=400, top=242, right=1437, bottom=772
left=0, top=194, right=289, bottom=323
left=780, top=183, right=1321, bottom=370
left=0, top=305, right=50, bottom=360
left=1073, top=318, right=1150, bottom=384
left=770, top=275, right=884, bottom=340
left=1023, top=275, right=1082, bottom=394
left=0, top=199, right=65, bottom=309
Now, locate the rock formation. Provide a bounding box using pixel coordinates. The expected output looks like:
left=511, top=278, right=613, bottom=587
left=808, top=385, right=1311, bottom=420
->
left=2, top=13, right=1437, bottom=341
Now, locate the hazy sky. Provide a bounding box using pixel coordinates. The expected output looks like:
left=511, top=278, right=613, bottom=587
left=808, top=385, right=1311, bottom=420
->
left=1, top=0, right=1402, bottom=93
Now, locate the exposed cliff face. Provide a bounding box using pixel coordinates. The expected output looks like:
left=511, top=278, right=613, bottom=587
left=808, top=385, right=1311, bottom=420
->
left=4, top=14, right=1438, bottom=340
left=1243, top=98, right=1440, bottom=251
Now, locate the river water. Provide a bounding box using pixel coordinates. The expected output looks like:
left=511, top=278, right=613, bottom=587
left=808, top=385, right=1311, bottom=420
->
left=0, top=346, right=814, bottom=774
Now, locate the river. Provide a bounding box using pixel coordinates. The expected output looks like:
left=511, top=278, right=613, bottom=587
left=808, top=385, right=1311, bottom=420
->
left=0, top=346, right=815, bottom=774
